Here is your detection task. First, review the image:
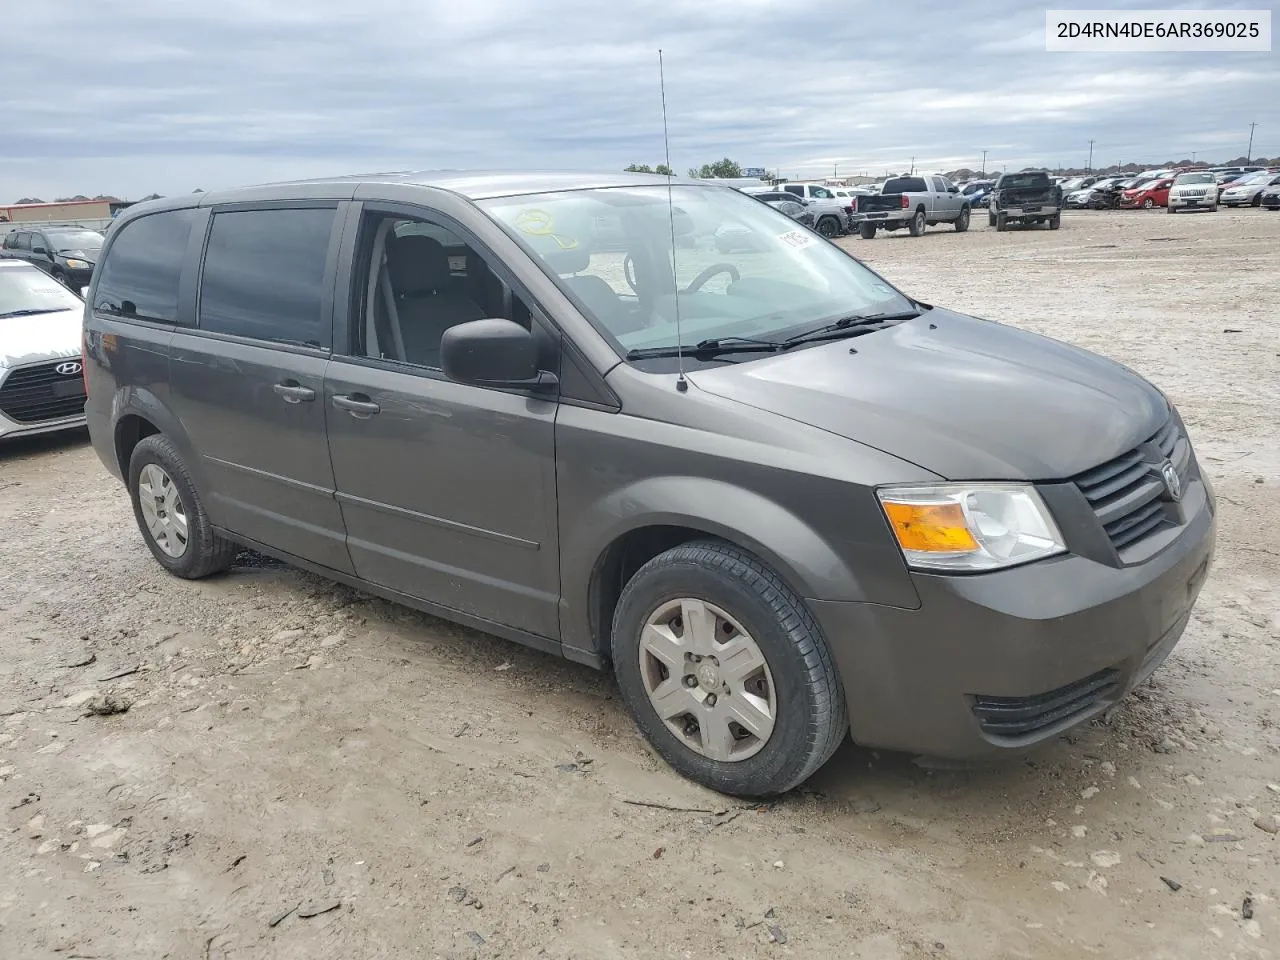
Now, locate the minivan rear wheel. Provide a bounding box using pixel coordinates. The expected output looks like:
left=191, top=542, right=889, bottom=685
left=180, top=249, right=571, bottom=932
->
left=128, top=435, right=237, bottom=579
left=611, top=540, right=847, bottom=797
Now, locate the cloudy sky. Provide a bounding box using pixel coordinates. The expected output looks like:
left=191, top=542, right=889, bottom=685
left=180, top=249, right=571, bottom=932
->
left=3, top=0, right=1276, bottom=201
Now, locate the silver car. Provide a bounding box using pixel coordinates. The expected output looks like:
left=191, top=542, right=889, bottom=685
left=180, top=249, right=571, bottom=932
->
left=1167, top=171, right=1219, bottom=213
left=0, top=260, right=88, bottom=440
left=1220, top=171, right=1280, bottom=207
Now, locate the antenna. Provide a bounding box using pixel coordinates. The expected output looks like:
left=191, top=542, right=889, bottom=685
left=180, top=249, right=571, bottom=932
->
left=658, top=49, right=687, bottom=393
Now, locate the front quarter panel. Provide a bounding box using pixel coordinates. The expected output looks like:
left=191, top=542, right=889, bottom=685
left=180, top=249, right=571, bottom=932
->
left=556, top=369, right=934, bottom=659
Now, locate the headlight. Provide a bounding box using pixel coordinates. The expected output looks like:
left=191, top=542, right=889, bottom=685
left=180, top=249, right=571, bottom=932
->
left=877, top=483, right=1066, bottom=572
left=64, top=258, right=91, bottom=269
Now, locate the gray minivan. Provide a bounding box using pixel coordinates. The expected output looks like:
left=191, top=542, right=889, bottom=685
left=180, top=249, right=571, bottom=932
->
left=83, top=171, right=1215, bottom=797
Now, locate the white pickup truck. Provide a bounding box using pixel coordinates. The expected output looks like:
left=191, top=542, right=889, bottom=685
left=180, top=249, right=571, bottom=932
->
left=848, top=175, right=972, bottom=238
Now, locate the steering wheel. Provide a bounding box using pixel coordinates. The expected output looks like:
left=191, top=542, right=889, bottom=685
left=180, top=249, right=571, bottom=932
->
left=684, top=263, right=740, bottom=294
left=623, top=254, right=639, bottom=293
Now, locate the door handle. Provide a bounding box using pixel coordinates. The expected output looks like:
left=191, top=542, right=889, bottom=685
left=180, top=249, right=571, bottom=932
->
left=332, top=393, right=381, bottom=417
left=273, top=381, right=316, bottom=403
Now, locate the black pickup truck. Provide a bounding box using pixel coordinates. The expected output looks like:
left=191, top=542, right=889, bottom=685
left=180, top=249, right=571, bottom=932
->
left=987, top=172, right=1062, bottom=231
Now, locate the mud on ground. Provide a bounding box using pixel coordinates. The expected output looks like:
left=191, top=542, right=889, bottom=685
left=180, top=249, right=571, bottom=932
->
left=1, top=208, right=1277, bottom=959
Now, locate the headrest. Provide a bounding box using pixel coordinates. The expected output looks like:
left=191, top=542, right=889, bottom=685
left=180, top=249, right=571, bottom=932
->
left=543, top=247, right=590, bottom=275
left=387, top=235, right=451, bottom=296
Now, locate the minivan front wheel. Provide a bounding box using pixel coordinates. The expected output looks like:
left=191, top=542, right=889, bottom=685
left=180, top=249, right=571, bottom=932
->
left=611, top=540, right=847, bottom=797
left=128, top=435, right=237, bottom=579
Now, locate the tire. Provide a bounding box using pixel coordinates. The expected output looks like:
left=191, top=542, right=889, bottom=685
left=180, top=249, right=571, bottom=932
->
left=996, top=212, right=1008, bottom=232
left=1251, top=195, right=1262, bottom=207
left=128, top=435, right=237, bottom=579
left=611, top=540, right=848, bottom=798
left=988, top=211, right=996, bottom=227
left=954, top=206, right=970, bottom=232
left=1142, top=198, right=1154, bottom=209
left=1049, top=213, right=1061, bottom=230
left=1167, top=206, right=1176, bottom=214
left=816, top=216, right=838, bottom=239
left=858, top=222, right=876, bottom=240
left=907, top=207, right=926, bottom=237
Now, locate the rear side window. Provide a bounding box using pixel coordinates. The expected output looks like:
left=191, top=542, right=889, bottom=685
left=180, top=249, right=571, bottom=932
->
left=809, top=186, right=834, bottom=199
left=11, top=232, right=31, bottom=250
left=782, top=185, right=802, bottom=197
left=883, top=177, right=927, bottom=193
left=198, top=207, right=335, bottom=348
left=94, top=209, right=198, bottom=323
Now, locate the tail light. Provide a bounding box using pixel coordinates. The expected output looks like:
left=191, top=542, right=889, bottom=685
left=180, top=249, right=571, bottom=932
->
left=900, top=195, right=910, bottom=209
left=850, top=198, right=858, bottom=213
left=844, top=204, right=854, bottom=215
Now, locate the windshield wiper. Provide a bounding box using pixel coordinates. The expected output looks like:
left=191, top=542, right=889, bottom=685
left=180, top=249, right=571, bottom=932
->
left=781, top=310, right=919, bottom=349
left=626, top=336, right=784, bottom=360
left=0, top=308, right=74, bottom=319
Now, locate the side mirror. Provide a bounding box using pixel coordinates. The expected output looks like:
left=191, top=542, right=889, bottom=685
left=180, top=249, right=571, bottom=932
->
left=948, top=186, right=959, bottom=193
left=440, top=318, right=557, bottom=390
left=79, top=286, right=89, bottom=298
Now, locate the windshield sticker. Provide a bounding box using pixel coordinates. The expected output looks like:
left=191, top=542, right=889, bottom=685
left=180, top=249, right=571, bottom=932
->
left=515, top=208, right=578, bottom=250
left=777, top=229, right=815, bottom=250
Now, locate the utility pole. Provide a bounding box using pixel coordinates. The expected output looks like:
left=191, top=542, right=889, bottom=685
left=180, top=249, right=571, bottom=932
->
left=1247, top=122, right=1258, bottom=161
left=1087, top=139, right=1094, bottom=173
left=980, top=149, right=988, bottom=177
left=910, top=156, right=915, bottom=174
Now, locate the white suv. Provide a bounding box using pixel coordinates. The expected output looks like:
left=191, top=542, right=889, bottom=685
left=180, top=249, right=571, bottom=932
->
left=1167, top=171, right=1218, bottom=213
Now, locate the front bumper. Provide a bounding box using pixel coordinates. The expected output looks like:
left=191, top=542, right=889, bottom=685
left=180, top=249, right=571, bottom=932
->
left=0, top=411, right=87, bottom=440
left=812, top=477, right=1216, bottom=760
left=61, top=266, right=94, bottom=290
left=1168, top=194, right=1213, bottom=209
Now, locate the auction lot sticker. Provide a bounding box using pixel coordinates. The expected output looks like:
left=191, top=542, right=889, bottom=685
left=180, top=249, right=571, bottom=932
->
left=1046, top=9, right=1271, bottom=51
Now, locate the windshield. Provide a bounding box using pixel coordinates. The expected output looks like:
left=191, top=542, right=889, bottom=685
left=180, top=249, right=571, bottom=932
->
left=47, top=230, right=103, bottom=254
left=479, top=185, right=912, bottom=357
left=1174, top=172, right=1215, bottom=184
left=0, top=265, right=82, bottom=317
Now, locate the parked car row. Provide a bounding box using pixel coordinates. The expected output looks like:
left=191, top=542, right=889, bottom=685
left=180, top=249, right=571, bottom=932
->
left=1052, top=166, right=1280, bottom=212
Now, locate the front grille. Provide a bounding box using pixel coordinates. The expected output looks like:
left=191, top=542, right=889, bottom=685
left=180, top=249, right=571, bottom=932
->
left=0, top=360, right=86, bottom=425
left=1179, top=188, right=1208, bottom=197
left=1072, top=417, right=1186, bottom=553
left=972, top=668, right=1120, bottom=738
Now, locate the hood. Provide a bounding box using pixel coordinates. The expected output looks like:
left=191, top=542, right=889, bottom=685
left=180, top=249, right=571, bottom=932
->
left=0, top=309, right=83, bottom=369
left=686, top=309, right=1168, bottom=481
left=57, top=248, right=99, bottom=262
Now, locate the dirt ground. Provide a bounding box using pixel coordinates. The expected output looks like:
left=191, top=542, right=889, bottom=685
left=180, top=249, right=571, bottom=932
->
left=2, top=208, right=1277, bottom=960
